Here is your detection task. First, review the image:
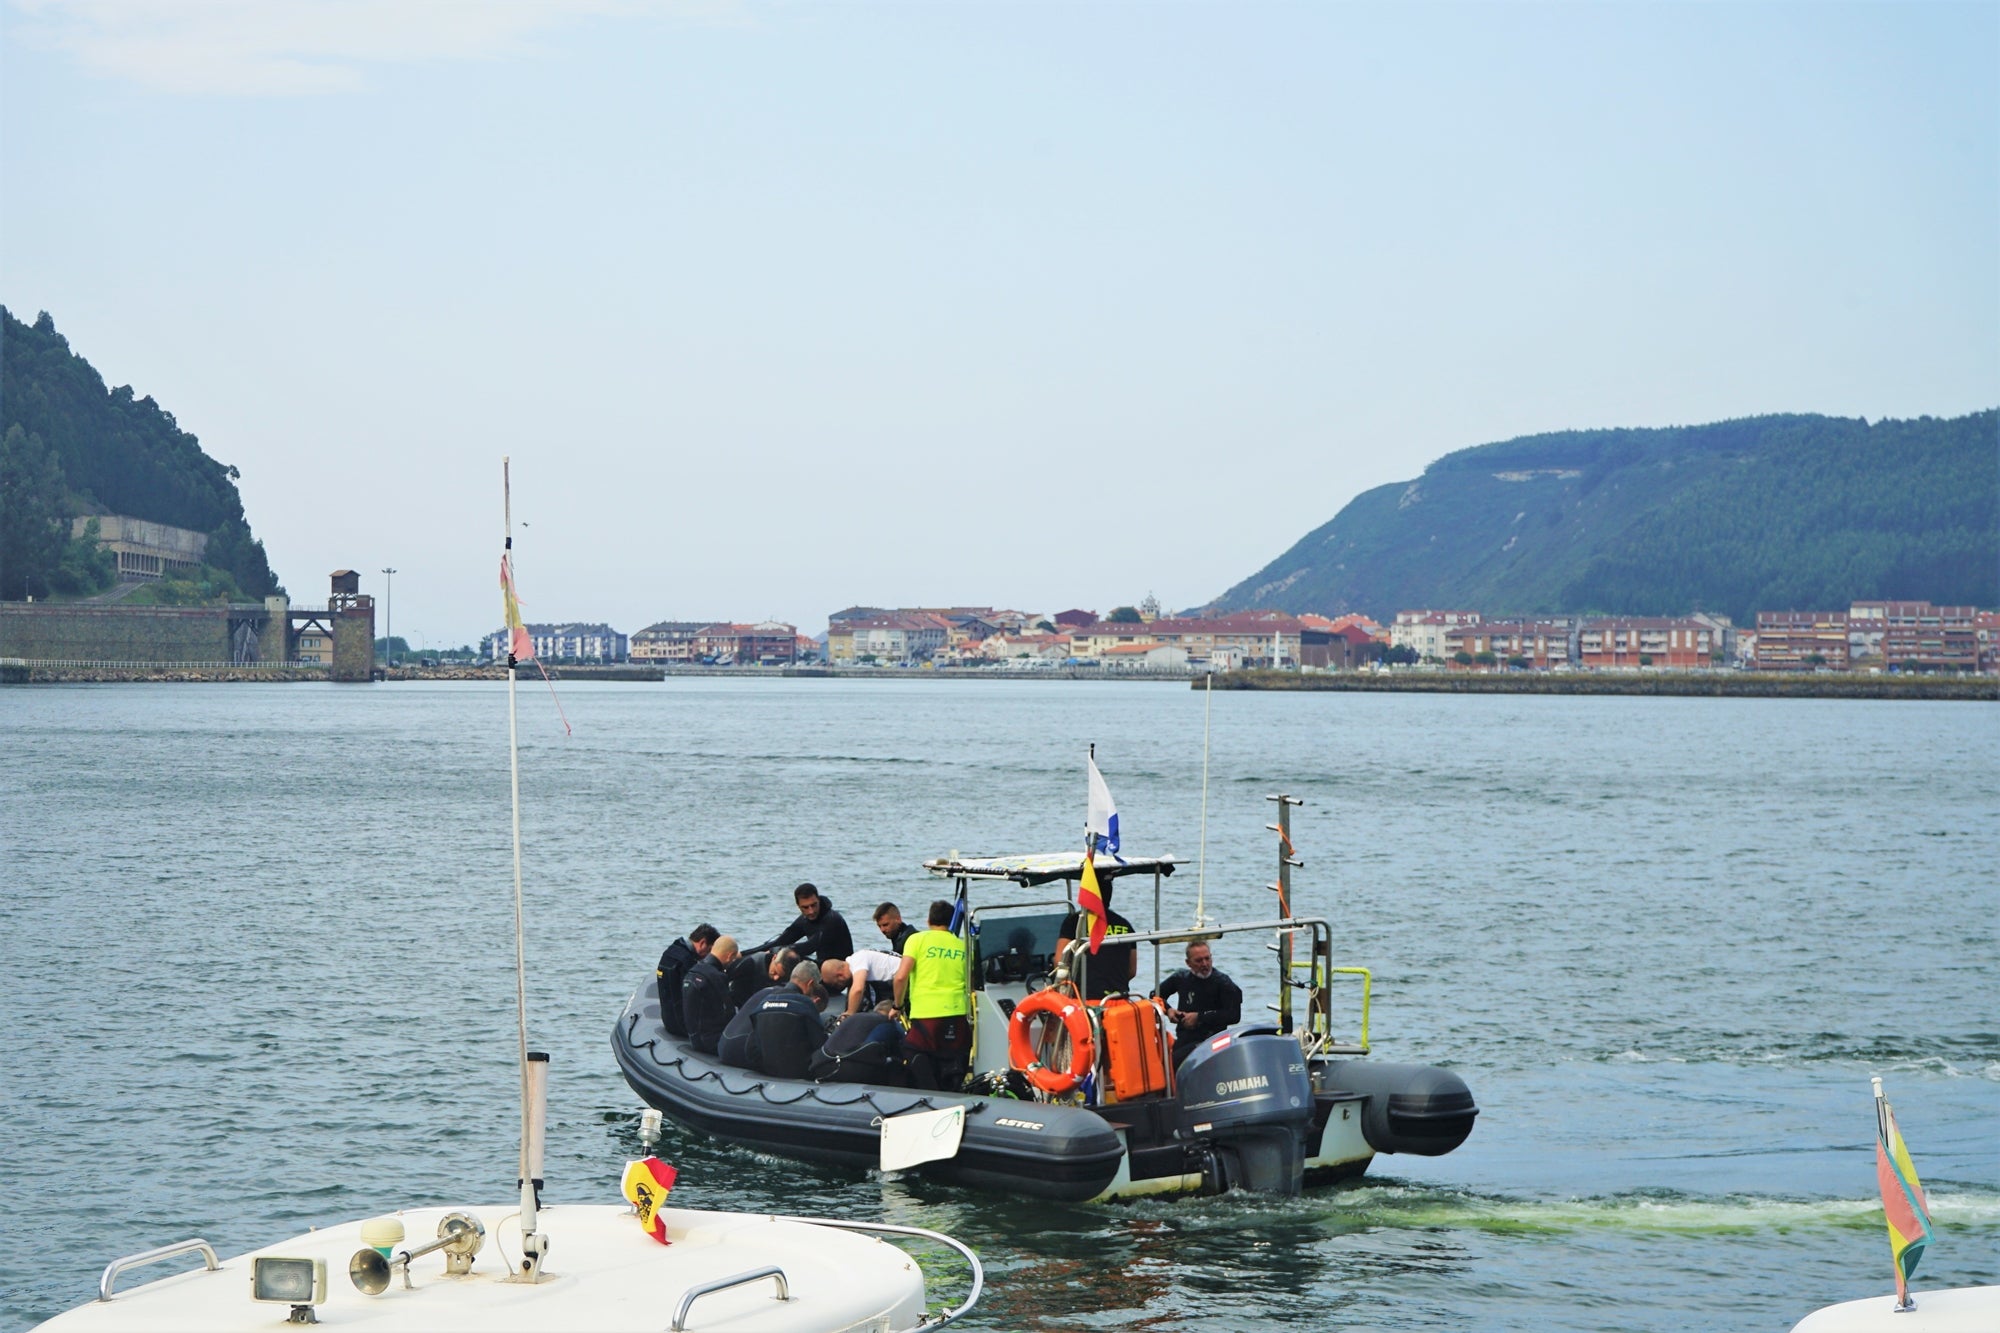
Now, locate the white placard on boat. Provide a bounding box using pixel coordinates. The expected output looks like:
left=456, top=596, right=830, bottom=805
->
left=880, top=1105, right=966, bottom=1172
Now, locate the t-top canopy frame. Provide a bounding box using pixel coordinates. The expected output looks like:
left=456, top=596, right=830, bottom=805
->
left=922, top=852, right=1177, bottom=887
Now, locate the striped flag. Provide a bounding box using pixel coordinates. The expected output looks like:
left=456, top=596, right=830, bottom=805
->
left=499, top=553, right=534, bottom=663
left=1874, top=1077, right=1933, bottom=1309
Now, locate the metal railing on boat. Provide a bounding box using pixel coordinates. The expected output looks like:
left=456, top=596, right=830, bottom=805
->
left=773, top=1215, right=985, bottom=1330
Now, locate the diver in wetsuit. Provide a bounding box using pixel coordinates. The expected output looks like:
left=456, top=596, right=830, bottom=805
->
left=1154, top=941, right=1243, bottom=1066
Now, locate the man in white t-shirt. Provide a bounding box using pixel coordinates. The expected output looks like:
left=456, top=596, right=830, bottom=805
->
left=820, top=949, right=904, bottom=1018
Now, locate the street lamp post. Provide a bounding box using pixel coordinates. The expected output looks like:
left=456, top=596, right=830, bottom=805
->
left=381, top=567, right=397, bottom=666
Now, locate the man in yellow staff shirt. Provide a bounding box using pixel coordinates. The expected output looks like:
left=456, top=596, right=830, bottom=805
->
left=893, top=899, right=970, bottom=1091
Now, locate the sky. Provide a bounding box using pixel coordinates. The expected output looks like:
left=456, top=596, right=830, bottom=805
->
left=3, top=1, right=1995, bottom=648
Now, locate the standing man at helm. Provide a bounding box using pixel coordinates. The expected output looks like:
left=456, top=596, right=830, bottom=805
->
left=893, top=900, right=970, bottom=1090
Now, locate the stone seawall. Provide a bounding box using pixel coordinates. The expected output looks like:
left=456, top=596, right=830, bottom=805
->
left=1203, top=669, right=1997, bottom=701
left=0, top=602, right=236, bottom=662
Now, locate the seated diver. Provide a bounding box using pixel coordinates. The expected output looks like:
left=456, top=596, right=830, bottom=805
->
left=729, top=946, right=800, bottom=1009
left=716, top=960, right=829, bottom=1081
left=810, top=1001, right=909, bottom=1086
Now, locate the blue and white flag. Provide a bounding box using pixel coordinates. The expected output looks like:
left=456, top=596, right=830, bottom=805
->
left=1086, top=754, right=1120, bottom=856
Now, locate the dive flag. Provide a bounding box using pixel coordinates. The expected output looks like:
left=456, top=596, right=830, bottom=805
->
left=621, top=1156, right=679, bottom=1244
left=499, top=553, right=534, bottom=663
left=1874, top=1080, right=1933, bottom=1307
left=1086, top=754, right=1120, bottom=855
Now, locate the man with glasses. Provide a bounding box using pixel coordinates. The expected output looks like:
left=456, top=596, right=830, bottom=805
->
left=1154, top=941, right=1242, bottom=1066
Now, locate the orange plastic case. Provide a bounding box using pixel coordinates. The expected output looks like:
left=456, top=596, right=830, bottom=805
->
left=1091, top=996, right=1171, bottom=1102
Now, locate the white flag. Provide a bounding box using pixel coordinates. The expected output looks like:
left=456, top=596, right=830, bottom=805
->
left=1086, top=754, right=1120, bottom=854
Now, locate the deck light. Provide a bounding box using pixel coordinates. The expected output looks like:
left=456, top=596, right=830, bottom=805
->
left=250, top=1255, right=326, bottom=1321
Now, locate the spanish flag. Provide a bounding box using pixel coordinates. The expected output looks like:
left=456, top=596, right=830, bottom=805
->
left=1873, top=1077, right=1933, bottom=1309
left=499, top=553, right=534, bottom=664
left=621, top=1156, right=678, bottom=1244
left=1077, top=850, right=1107, bottom=954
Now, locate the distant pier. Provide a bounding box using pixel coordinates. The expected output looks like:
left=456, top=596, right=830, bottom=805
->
left=1202, top=668, right=1996, bottom=701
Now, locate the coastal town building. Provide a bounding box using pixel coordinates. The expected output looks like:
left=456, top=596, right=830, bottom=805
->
left=1871, top=601, right=1978, bottom=672
left=1444, top=619, right=1578, bottom=668
left=1073, top=612, right=1304, bottom=667
left=1390, top=610, right=1481, bottom=662
left=1977, top=612, right=2000, bottom=675
left=1299, top=622, right=1383, bottom=669
left=482, top=622, right=629, bottom=663
left=1752, top=611, right=1850, bottom=670
left=829, top=611, right=952, bottom=663
left=695, top=621, right=799, bottom=665
left=1101, top=642, right=1189, bottom=671
left=977, top=632, right=1072, bottom=662
left=1574, top=618, right=1715, bottom=669
left=631, top=621, right=710, bottom=663
left=1754, top=602, right=1981, bottom=671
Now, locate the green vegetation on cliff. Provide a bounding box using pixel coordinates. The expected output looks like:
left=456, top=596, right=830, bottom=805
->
left=1203, top=412, right=1997, bottom=624
left=0, top=307, right=281, bottom=600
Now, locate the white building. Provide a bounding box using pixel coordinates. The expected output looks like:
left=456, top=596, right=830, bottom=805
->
left=1390, top=610, right=1481, bottom=662
left=484, top=622, right=630, bottom=663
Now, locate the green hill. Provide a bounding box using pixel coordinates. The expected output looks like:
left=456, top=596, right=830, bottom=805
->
left=1200, top=412, right=1997, bottom=625
left=1, top=307, right=281, bottom=600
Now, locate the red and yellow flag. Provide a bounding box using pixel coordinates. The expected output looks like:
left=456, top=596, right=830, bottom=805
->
left=1875, top=1082, right=1933, bottom=1308
left=1077, top=850, right=1107, bottom=954
left=499, top=553, right=534, bottom=663
left=621, top=1156, right=678, bottom=1244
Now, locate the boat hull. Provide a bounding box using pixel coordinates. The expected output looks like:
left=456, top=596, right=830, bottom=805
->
left=615, top=977, right=1474, bottom=1201
left=615, top=985, right=1127, bottom=1201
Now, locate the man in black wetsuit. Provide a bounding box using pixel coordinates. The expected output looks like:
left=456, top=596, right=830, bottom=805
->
left=717, top=961, right=828, bottom=1080
left=654, top=923, right=718, bottom=1038
left=758, top=883, right=854, bottom=965
left=810, top=1003, right=907, bottom=1086
left=1154, top=941, right=1243, bottom=1066
left=873, top=902, right=917, bottom=954
left=1055, top=883, right=1138, bottom=1000
left=682, top=935, right=740, bottom=1055
left=728, top=946, right=799, bottom=1009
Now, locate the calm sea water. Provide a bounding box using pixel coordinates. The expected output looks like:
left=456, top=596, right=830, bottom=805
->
left=4, top=679, right=1996, bottom=1331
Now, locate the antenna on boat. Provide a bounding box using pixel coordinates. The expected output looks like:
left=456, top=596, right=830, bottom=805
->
left=1195, top=670, right=1213, bottom=928
left=501, top=458, right=550, bottom=1282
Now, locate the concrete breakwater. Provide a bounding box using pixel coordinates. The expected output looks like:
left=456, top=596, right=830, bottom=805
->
left=379, top=664, right=664, bottom=682
left=1204, top=668, right=1997, bottom=700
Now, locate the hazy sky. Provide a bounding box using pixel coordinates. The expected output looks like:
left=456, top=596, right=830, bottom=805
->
left=4, top=1, right=1995, bottom=646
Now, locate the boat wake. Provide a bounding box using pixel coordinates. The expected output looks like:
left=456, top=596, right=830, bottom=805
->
left=1296, top=1180, right=2000, bottom=1236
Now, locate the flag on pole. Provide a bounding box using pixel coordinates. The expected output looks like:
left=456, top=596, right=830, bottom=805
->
left=499, top=553, right=534, bottom=663
left=621, top=1156, right=679, bottom=1244
left=1086, top=754, right=1120, bottom=855
left=1874, top=1078, right=1933, bottom=1309
left=1076, top=753, right=1120, bottom=954
left=1077, top=850, right=1107, bottom=954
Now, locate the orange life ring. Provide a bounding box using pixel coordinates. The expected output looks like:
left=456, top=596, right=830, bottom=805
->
left=1008, top=989, right=1096, bottom=1094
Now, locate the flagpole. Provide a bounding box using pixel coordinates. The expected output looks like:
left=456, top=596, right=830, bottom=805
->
left=503, top=458, right=543, bottom=1272
left=1874, top=1076, right=1908, bottom=1312
left=1196, top=670, right=1212, bottom=928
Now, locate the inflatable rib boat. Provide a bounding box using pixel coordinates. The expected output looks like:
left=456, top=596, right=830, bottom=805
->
left=615, top=801, right=1478, bottom=1202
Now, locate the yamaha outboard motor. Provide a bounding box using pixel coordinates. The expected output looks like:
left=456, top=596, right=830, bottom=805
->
left=1320, top=1060, right=1478, bottom=1156
left=1176, top=1025, right=1314, bottom=1195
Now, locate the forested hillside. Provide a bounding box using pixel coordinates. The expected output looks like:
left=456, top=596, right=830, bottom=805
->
left=1202, top=412, right=1997, bottom=625
left=0, top=307, right=281, bottom=600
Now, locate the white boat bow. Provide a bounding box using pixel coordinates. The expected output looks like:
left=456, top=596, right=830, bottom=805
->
left=37, top=1202, right=980, bottom=1332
